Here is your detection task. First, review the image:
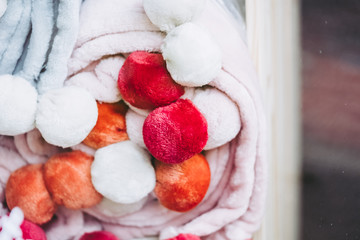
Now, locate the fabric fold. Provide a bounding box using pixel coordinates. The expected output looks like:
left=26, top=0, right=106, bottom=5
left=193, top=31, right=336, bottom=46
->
left=65, top=0, right=267, bottom=239
left=0, top=0, right=31, bottom=75
left=0, top=0, right=266, bottom=239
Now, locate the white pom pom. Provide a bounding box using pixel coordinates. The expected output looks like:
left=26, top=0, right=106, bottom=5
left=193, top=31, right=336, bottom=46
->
left=36, top=86, right=98, bottom=148
left=125, top=110, right=147, bottom=148
left=0, top=207, right=24, bottom=240
left=8, top=207, right=24, bottom=225
left=162, top=23, right=222, bottom=87
left=143, top=0, right=206, bottom=32
left=191, top=87, right=241, bottom=150
left=92, top=196, right=147, bottom=218
left=91, top=141, right=155, bottom=204
left=0, top=75, right=37, bottom=135
left=0, top=0, right=7, bottom=18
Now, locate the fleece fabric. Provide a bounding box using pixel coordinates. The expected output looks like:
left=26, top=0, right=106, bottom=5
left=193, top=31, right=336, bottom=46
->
left=0, top=0, right=266, bottom=239
left=0, top=0, right=31, bottom=75
left=0, top=0, right=80, bottom=89
left=0, top=0, right=87, bottom=141
left=37, top=0, right=82, bottom=94
left=16, top=0, right=54, bottom=86
left=0, top=0, right=6, bottom=18
left=66, top=0, right=266, bottom=239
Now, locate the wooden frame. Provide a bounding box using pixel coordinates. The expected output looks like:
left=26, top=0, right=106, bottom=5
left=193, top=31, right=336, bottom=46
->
left=246, top=1, right=301, bottom=240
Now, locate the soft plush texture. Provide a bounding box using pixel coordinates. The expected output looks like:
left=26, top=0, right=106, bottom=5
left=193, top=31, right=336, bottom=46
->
left=0, top=207, right=24, bottom=240
left=43, top=151, right=103, bottom=209
left=85, top=196, right=147, bottom=221
left=16, top=0, right=54, bottom=87
left=36, top=86, right=98, bottom=148
left=143, top=99, right=208, bottom=164
left=154, top=154, right=211, bottom=212
left=0, top=75, right=37, bottom=136
left=67, top=56, right=124, bottom=103
left=5, top=164, right=57, bottom=225
left=143, top=0, right=206, bottom=32
left=91, top=141, right=156, bottom=204
left=14, top=133, right=49, bottom=165
left=45, top=207, right=103, bottom=240
left=125, top=109, right=147, bottom=148
left=37, top=0, right=82, bottom=94
left=0, top=0, right=6, bottom=18
left=0, top=0, right=79, bottom=89
left=0, top=0, right=22, bottom=61
left=80, top=231, right=119, bottom=240
left=64, top=1, right=266, bottom=239
left=118, top=51, right=184, bottom=109
left=189, top=87, right=241, bottom=150
left=21, top=219, right=47, bottom=240
left=0, top=139, right=102, bottom=240
left=0, top=0, right=31, bottom=75
left=161, top=23, right=222, bottom=87
left=0, top=0, right=266, bottom=239
left=83, top=101, right=129, bottom=149
left=165, top=234, right=201, bottom=240
left=25, top=129, right=60, bottom=158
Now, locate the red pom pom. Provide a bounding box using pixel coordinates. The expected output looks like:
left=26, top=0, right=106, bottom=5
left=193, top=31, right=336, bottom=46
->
left=165, top=233, right=201, bottom=240
left=118, top=51, right=184, bottom=109
left=143, top=99, right=208, bottom=164
left=21, top=219, right=47, bottom=240
left=79, top=231, right=119, bottom=240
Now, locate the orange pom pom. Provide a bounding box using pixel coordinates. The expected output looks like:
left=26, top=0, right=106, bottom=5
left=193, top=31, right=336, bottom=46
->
left=43, top=151, right=103, bottom=209
left=83, top=101, right=129, bottom=149
left=5, top=164, right=57, bottom=225
left=154, top=153, right=211, bottom=212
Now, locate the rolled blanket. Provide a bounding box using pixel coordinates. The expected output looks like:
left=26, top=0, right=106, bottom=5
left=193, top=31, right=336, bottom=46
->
left=66, top=0, right=267, bottom=239
left=0, top=0, right=266, bottom=239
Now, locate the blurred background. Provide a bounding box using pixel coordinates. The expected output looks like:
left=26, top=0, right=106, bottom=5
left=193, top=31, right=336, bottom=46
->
left=301, top=0, right=360, bottom=239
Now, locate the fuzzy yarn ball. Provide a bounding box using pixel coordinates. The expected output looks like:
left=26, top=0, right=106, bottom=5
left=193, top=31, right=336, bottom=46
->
left=118, top=51, right=184, bottom=110
left=154, top=153, right=210, bottom=212
left=79, top=231, right=119, bottom=240
left=0, top=75, right=37, bottom=136
left=43, top=151, right=103, bottom=209
left=36, top=86, right=98, bottom=148
left=143, top=0, right=206, bottom=32
left=83, top=101, right=129, bottom=149
left=143, top=99, right=208, bottom=164
left=162, top=23, right=222, bottom=87
left=91, top=141, right=155, bottom=204
left=5, top=164, right=57, bottom=225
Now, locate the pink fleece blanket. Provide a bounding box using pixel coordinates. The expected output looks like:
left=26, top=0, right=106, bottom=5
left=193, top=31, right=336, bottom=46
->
left=0, top=0, right=266, bottom=239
